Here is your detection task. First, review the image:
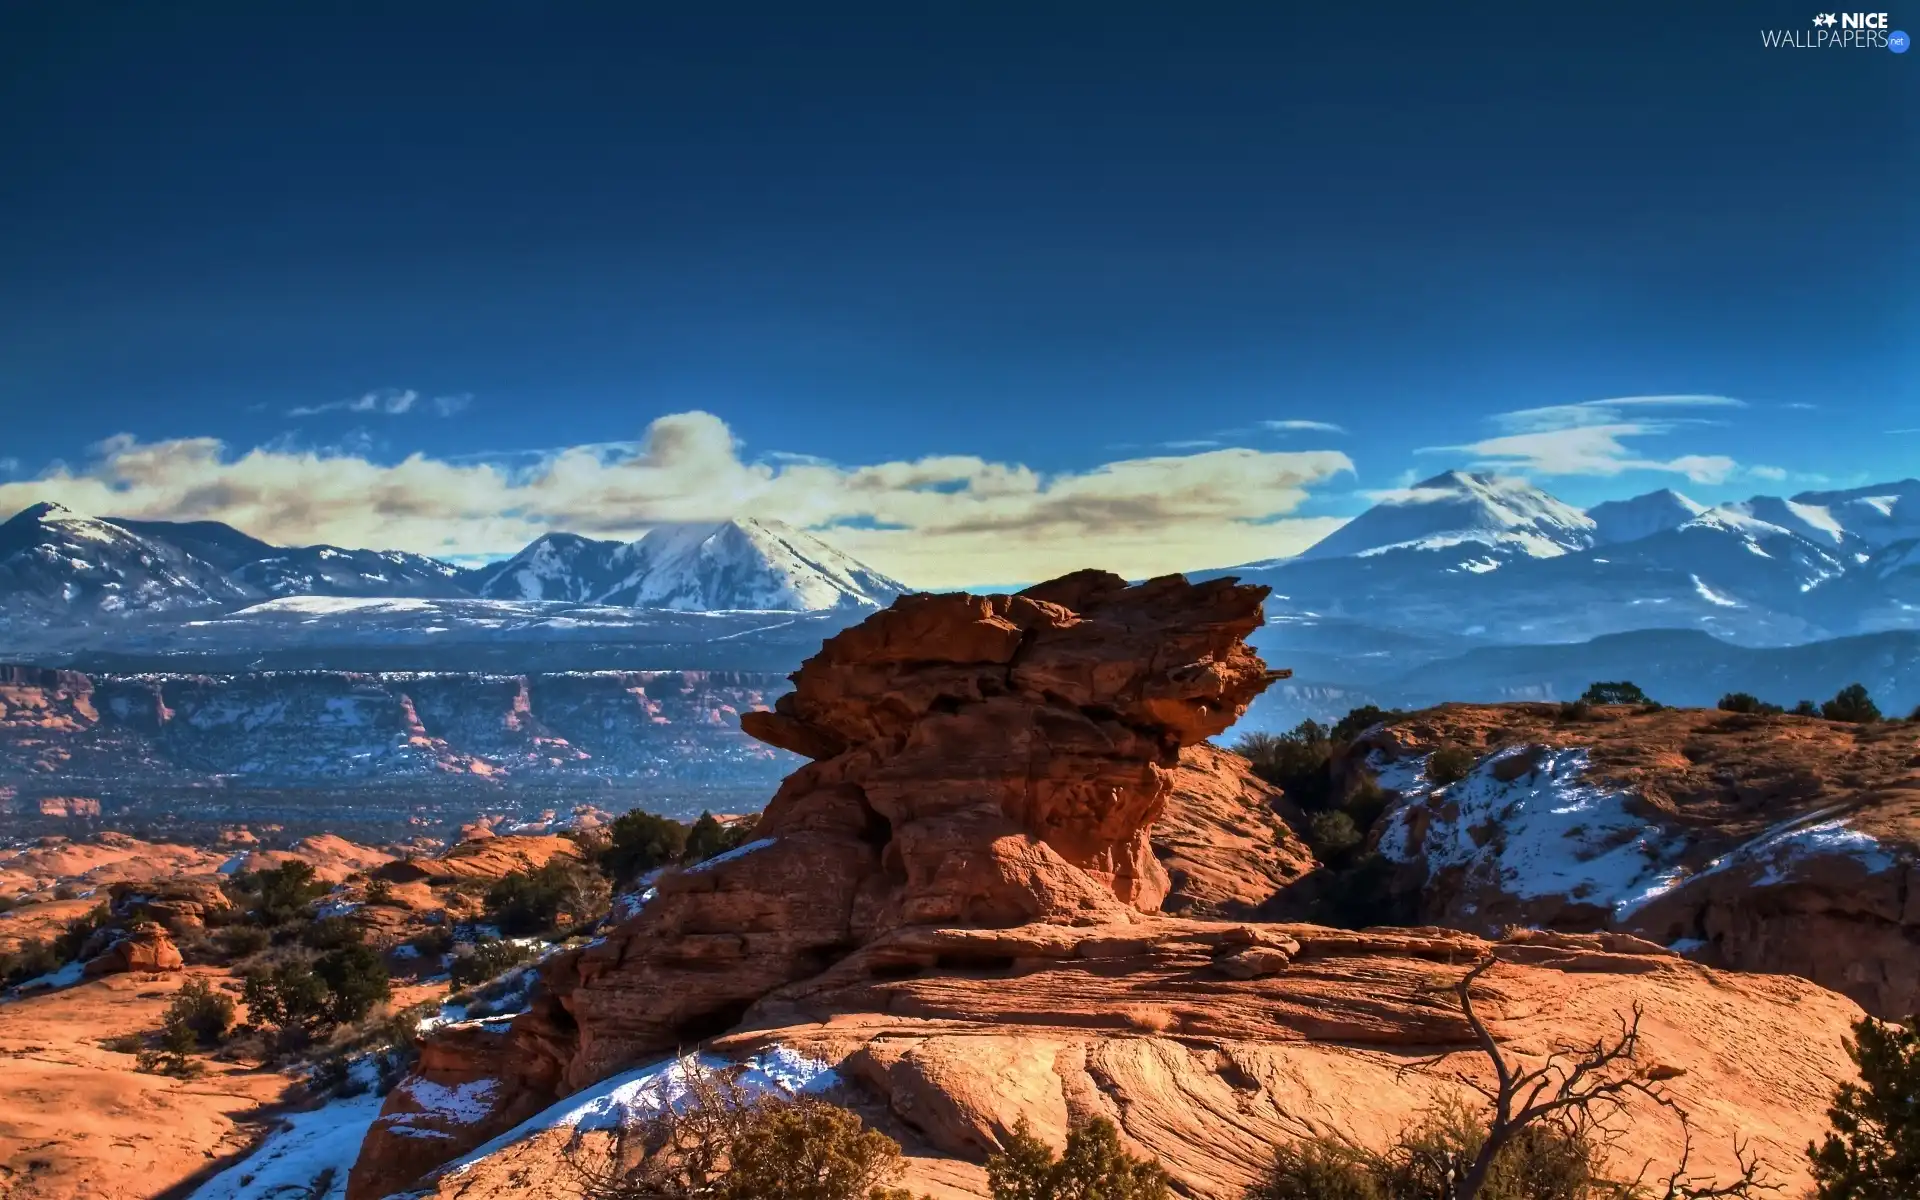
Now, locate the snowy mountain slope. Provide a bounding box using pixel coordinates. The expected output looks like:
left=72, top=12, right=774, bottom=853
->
left=0, top=503, right=253, bottom=621
left=1290, top=471, right=1596, bottom=564
left=104, top=517, right=278, bottom=571
left=595, top=519, right=906, bottom=611
left=234, top=545, right=469, bottom=598
left=1786, top=479, right=1920, bottom=548
left=1586, top=489, right=1706, bottom=545
left=1210, top=473, right=1919, bottom=651
left=470, top=533, right=627, bottom=602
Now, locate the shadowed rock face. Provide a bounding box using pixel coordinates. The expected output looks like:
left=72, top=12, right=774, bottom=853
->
left=348, top=570, right=1281, bottom=1199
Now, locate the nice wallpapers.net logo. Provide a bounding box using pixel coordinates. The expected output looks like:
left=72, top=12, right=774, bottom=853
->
left=1763, top=12, right=1910, bottom=49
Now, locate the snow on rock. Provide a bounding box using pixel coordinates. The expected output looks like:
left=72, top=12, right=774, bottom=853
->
left=385, top=1079, right=501, bottom=1138
left=441, top=1046, right=840, bottom=1178
left=2, top=958, right=84, bottom=1000
left=1374, top=745, right=1688, bottom=919
left=1662, top=808, right=1899, bottom=893
left=684, top=837, right=776, bottom=874
left=190, top=1093, right=384, bottom=1200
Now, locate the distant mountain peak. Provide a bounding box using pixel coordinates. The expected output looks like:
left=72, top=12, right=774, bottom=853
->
left=1296, top=471, right=1595, bottom=563
left=473, top=517, right=904, bottom=612
left=1587, top=489, right=1708, bottom=546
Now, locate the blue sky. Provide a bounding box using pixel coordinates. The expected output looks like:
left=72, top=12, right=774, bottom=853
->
left=0, top=1, right=1914, bottom=585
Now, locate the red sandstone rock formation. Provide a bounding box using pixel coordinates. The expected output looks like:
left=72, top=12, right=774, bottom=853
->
left=348, top=571, right=1281, bottom=1199
left=82, top=922, right=185, bottom=977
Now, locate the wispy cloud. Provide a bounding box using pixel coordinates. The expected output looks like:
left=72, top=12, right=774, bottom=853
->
left=286, top=387, right=471, bottom=419
left=1262, top=419, right=1346, bottom=434
left=1781, top=402, right=1818, bottom=411
left=1421, top=395, right=1747, bottom=483
left=1890, top=428, right=1920, bottom=435
left=0, top=413, right=1355, bottom=588
left=1747, top=464, right=1789, bottom=481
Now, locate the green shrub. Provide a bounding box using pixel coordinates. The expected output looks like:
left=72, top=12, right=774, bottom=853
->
left=1821, top=683, right=1882, bottom=725
left=242, top=960, right=332, bottom=1033
left=684, top=811, right=759, bottom=866
left=1718, top=692, right=1783, bottom=715
left=300, top=915, right=365, bottom=950
left=405, top=926, right=455, bottom=960
left=0, top=937, right=62, bottom=986
left=215, top=924, right=272, bottom=961
left=566, top=1058, right=914, bottom=1200
left=1809, top=1014, right=1920, bottom=1198
left=1308, top=810, right=1364, bottom=865
left=599, top=810, right=690, bottom=886
left=1910, top=705, right=1920, bottom=723
left=987, top=1116, right=1171, bottom=1200
left=365, top=878, right=396, bottom=906
left=449, top=938, right=539, bottom=988
left=486, top=860, right=611, bottom=937
left=1557, top=700, right=1592, bottom=721
left=313, top=942, right=391, bottom=1026
left=163, top=976, right=236, bottom=1047
left=1235, top=721, right=1335, bottom=809
left=1427, top=745, right=1477, bottom=786
left=1330, top=704, right=1398, bottom=744
left=236, top=860, right=329, bottom=925
left=1252, top=1098, right=1601, bottom=1200
left=1793, top=699, right=1821, bottom=716
left=135, top=1020, right=204, bottom=1078
left=52, top=903, right=113, bottom=962
left=1580, top=680, right=1649, bottom=706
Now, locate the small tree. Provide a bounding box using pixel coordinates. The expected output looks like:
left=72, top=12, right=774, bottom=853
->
left=314, top=942, right=391, bottom=1025
left=987, top=1117, right=1171, bottom=1200
left=600, top=810, right=691, bottom=886
left=1581, top=682, right=1650, bottom=706
left=1821, top=684, right=1881, bottom=725
left=1235, top=720, right=1336, bottom=809
left=1332, top=705, right=1399, bottom=744
left=251, top=860, right=329, bottom=924
left=1793, top=700, right=1821, bottom=717
left=243, top=960, right=332, bottom=1033
left=449, top=937, right=539, bottom=988
left=1808, top=1014, right=1920, bottom=1198
left=163, top=976, right=236, bottom=1047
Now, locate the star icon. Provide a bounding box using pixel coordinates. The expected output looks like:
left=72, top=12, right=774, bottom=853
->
left=1813, top=12, right=1838, bottom=26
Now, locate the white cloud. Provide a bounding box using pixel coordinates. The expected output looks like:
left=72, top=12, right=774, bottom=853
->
left=1262, top=419, right=1347, bottom=434
left=287, top=388, right=471, bottom=419
left=0, top=412, right=1354, bottom=588
left=1747, top=464, right=1789, bottom=482
left=1423, top=395, right=1746, bottom=482
left=1780, top=402, right=1818, bottom=411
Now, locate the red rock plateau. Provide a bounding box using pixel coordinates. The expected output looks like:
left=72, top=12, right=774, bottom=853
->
left=347, top=574, right=1873, bottom=1200
left=1353, top=702, right=1920, bottom=1018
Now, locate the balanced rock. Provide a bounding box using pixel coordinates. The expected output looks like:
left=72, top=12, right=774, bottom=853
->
left=348, top=571, right=1280, bottom=1199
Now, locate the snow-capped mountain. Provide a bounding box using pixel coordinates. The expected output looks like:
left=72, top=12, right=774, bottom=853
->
left=601, top=518, right=905, bottom=610
left=1586, top=489, right=1706, bottom=545
left=0, top=503, right=252, bottom=621
left=1290, top=471, right=1596, bottom=564
left=1209, top=474, right=1920, bottom=651
left=469, top=533, right=628, bottom=603
left=231, top=545, right=469, bottom=598
left=471, top=519, right=905, bottom=612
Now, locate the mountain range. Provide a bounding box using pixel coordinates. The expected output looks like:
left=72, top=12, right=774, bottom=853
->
left=0, top=503, right=906, bottom=630
left=3, top=473, right=1916, bottom=711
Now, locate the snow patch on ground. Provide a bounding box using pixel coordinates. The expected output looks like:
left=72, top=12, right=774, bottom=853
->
left=443, top=1046, right=839, bottom=1178
left=189, top=1093, right=383, bottom=1200
left=1374, top=746, right=1688, bottom=918
left=3, top=959, right=85, bottom=1000
left=382, top=1078, right=501, bottom=1138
